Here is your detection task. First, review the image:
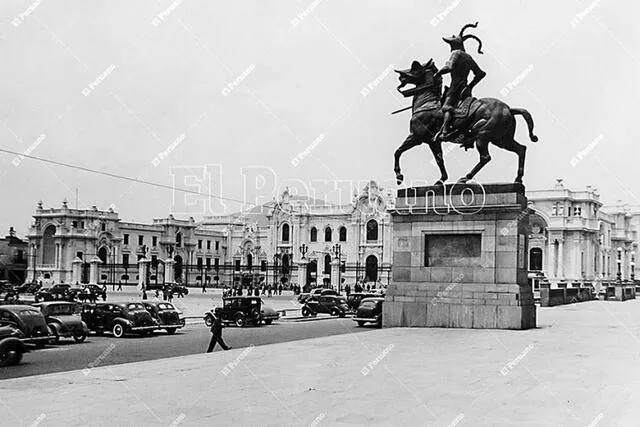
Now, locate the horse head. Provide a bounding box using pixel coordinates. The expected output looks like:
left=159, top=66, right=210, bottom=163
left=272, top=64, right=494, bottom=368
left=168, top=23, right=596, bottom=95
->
left=394, top=59, right=442, bottom=98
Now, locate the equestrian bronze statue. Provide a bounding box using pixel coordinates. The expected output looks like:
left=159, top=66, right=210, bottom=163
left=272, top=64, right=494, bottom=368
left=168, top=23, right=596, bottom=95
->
left=393, top=22, right=538, bottom=185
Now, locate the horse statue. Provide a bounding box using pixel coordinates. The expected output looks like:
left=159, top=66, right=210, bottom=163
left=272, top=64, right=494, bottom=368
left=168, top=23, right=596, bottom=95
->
left=393, top=59, right=538, bottom=185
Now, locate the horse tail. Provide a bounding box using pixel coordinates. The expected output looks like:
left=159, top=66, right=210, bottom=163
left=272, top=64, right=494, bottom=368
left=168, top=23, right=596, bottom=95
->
left=510, top=108, right=538, bottom=142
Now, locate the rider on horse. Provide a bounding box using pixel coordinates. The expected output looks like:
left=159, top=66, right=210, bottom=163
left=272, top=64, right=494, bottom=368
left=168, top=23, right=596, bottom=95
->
left=434, top=22, right=486, bottom=145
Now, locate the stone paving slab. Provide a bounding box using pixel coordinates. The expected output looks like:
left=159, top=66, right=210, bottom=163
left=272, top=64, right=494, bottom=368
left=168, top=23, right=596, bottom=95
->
left=2, top=299, right=640, bottom=426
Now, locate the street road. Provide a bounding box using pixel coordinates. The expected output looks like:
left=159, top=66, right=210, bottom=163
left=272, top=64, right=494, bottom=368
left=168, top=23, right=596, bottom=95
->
left=1, top=317, right=374, bottom=380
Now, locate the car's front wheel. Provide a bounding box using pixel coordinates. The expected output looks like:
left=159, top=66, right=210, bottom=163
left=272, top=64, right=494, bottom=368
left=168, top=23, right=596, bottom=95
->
left=204, top=315, right=213, bottom=327
left=331, top=308, right=339, bottom=317
left=357, top=321, right=365, bottom=327
left=166, top=328, right=176, bottom=335
left=264, top=319, right=273, bottom=325
left=0, top=342, right=22, bottom=366
left=73, top=333, right=87, bottom=343
left=301, top=307, right=311, bottom=317
left=112, top=323, right=125, bottom=338
left=234, top=313, right=246, bottom=327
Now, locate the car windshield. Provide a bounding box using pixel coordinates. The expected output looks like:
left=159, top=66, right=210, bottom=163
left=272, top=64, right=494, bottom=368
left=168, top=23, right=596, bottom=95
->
left=19, top=308, right=41, bottom=316
left=46, top=304, right=75, bottom=315
left=360, top=301, right=378, bottom=309
left=127, top=303, right=145, bottom=311
left=157, top=303, right=174, bottom=310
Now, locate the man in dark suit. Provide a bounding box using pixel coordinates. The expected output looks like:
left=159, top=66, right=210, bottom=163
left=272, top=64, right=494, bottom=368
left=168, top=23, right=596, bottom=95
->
left=207, top=308, right=231, bottom=352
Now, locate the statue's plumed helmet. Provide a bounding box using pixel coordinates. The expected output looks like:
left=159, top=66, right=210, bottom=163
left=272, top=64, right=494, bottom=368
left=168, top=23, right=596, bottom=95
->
left=442, top=22, right=483, bottom=54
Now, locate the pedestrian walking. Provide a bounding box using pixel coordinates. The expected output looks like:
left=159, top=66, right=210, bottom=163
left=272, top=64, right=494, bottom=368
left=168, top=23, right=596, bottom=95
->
left=345, top=283, right=351, bottom=296
left=202, top=281, right=207, bottom=293
left=278, top=284, right=283, bottom=295
left=142, top=289, right=148, bottom=300
left=101, top=284, right=107, bottom=301
left=117, top=280, right=123, bottom=291
left=206, top=308, right=231, bottom=352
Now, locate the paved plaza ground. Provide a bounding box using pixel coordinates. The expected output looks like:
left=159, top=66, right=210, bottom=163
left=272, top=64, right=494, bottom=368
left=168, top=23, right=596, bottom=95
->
left=2, top=298, right=640, bottom=426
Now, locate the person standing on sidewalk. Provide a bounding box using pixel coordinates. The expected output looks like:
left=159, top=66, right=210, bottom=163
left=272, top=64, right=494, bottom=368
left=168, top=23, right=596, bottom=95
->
left=206, top=308, right=231, bottom=352
left=117, top=280, right=123, bottom=291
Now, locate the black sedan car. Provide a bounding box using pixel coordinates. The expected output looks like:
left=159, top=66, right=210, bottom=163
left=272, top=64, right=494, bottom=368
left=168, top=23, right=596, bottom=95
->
left=353, top=297, right=384, bottom=327
left=0, top=324, right=29, bottom=366
left=33, top=301, right=89, bottom=343
left=0, top=305, right=52, bottom=348
left=143, top=301, right=185, bottom=334
left=297, top=288, right=338, bottom=304
left=81, top=302, right=158, bottom=338
left=34, top=284, right=72, bottom=302
left=302, top=295, right=349, bottom=317
left=205, top=297, right=279, bottom=327
left=346, top=292, right=384, bottom=311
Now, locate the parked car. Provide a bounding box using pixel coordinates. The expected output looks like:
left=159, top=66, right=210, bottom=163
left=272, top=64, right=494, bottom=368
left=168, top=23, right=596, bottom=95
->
left=352, top=297, right=384, bottom=327
left=0, top=324, right=29, bottom=366
left=35, top=284, right=72, bottom=302
left=15, top=281, right=41, bottom=294
left=81, top=302, right=158, bottom=338
left=298, top=288, right=338, bottom=304
left=76, top=284, right=106, bottom=302
left=346, top=292, right=384, bottom=311
left=204, top=297, right=279, bottom=327
left=168, top=284, right=189, bottom=296
left=302, top=295, right=349, bottom=317
left=33, top=301, right=89, bottom=343
left=0, top=305, right=52, bottom=348
left=143, top=301, right=185, bottom=334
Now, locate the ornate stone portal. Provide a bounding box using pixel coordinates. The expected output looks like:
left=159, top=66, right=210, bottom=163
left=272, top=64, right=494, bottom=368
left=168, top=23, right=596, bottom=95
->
left=383, top=183, right=536, bottom=330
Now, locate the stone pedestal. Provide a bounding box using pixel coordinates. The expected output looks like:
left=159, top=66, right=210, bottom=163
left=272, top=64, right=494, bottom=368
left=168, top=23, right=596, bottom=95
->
left=164, top=259, right=175, bottom=286
left=72, top=257, right=83, bottom=284
left=138, top=257, right=150, bottom=290
left=89, top=256, right=101, bottom=285
left=384, top=182, right=536, bottom=330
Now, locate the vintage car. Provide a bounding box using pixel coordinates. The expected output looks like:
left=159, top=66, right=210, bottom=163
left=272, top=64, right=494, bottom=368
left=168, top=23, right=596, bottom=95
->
left=346, top=292, right=384, bottom=311
left=76, top=284, right=106, bottom=302
left=302, top=295, right=350, bottom=318
left=0, top=305, right=52, bottom=348
left=352, top=297, right=384, bottom=327
left=204, top=297, right=279, bottom=327
left=34, top=284, right=73, bottom=302
left=33, top=301, right=89, bottom=343
left=297, top=288, right=338, bottom=304
left=15, top=281, right=41, bottom=295
left=0, top=324, right=29, bottom=366
left=142, top=301, right=185, bottom=334
left=81, top=302, right=158, bottom=338
left=168, top=284, right=189, bottom=296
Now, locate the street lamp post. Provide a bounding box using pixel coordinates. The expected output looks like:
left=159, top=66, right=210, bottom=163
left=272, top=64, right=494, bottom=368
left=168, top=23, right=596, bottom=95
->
left=299, top=243, right=308, bottom=260
left=332, top=243, right=342, bottom=293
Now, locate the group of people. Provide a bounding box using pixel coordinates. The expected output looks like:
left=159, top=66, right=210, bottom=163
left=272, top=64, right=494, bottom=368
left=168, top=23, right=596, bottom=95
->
left=221, top=283, right=284, bottom=298
left=345, top=281, right=379, bottom=296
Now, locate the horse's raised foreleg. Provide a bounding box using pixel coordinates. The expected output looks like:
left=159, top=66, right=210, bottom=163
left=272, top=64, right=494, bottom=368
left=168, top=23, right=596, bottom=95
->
left=427, top=141, right=448, bottom=185
left=459, top=138, right=491, bottom=183
left=394, top=133, right=421, bottom=185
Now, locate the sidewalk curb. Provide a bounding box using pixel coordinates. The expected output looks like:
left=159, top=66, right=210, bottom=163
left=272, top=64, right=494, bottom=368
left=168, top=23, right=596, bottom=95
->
left=280, top=315, right=353, bottom=322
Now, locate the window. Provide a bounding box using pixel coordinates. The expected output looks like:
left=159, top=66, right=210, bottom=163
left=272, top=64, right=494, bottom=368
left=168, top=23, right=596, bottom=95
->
left=529, top=248, right=543, bottom=271
left=339, top=226, right=347, bottom=242
left=261, top=260, right=267, bottom=271
left=197, top=257, right=203, bottom=268
left=552, top=204, right=557, bottom=216
left=558, top=205, right=564, bottom=216
left=176, top=232, right=182, bottom=247
left=101, top=223, right=106, bottom=232
left=151, top=255, right=158, bottom=267
left=138, top=235, right=144, bottom=245
left=76, top=251, right=83, bottom=260
left=207, top=240, right=211, bottom=250
left=152, top=236, right=157, bottom=246
left=122, top=254, right=129, bottom=267
left=80, top=221, right=85, bottom=229
left=310, top=227, right=317, bottom=242
left=198, top=240, right=202, bottom=249
left=366, top=220, right=379, bottom=241
left=235, top=260, right=241, bottom=271
left=215, top=241, right=219, bottom=251
left=124, top=234, right=129, bottom=245
left=72, top=221, right=78, bottom=228
left=324, top=227, right=332, bottom=242
left=282, top=224, right=290, bottom=242
left=574, top=206, right=582, bottom=216
left=324, top=254, right=332, bottom=273
left=567, top=207, right=572, bottom=216
left=214, top=258, right=220, bottom=269
left=206, top=258, right=211, bottom=268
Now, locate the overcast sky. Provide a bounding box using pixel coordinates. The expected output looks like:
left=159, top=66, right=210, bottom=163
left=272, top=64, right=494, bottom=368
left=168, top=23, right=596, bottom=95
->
left=1, top=0, right=638, bottom=235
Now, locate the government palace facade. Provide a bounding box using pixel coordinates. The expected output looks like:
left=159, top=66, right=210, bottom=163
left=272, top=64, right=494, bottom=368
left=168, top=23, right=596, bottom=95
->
left=23, top=179, right=639, bottom=291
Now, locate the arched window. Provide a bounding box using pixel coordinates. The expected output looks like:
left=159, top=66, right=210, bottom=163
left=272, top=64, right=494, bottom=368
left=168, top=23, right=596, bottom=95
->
left=97, top=247, right=108, bottom=265
left=339, top=226, right=347, bottom=242
left=247, top=253, right=253, bottom=270
left=310, top=227, right=318, bottom=242
left=176, top=232, right=182, bottom=247
left=42, top=225, right=56, bottom=265
left=325, top=227, right=332, bottom=242
left=365, top=255, right=378, bottom=282
left=366, top=220, right=379, bottom=241
left=324, top=254, right=332, bottom=274
left=282, top=223, right=290, bottom=242
left=529, top=248, right=543, bottom=271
